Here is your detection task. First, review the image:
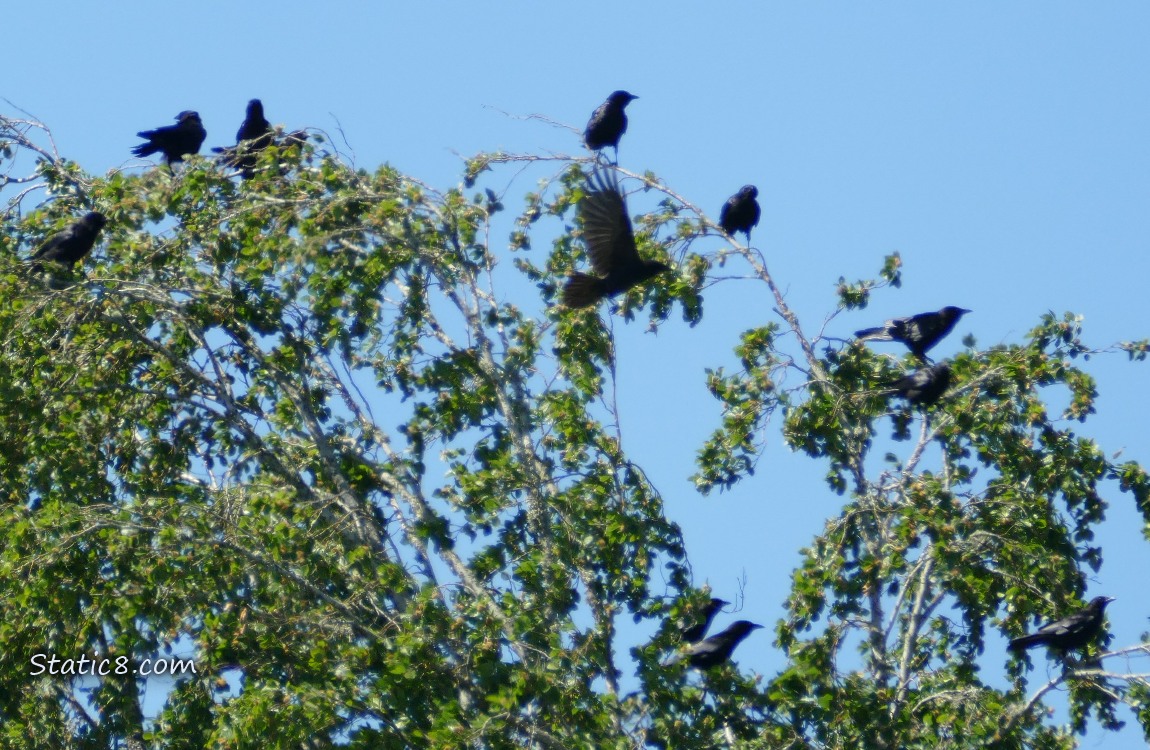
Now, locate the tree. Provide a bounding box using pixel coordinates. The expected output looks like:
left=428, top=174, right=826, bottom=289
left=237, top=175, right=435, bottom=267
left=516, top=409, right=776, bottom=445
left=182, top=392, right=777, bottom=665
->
left=1, top=111, right=1149, bottom=748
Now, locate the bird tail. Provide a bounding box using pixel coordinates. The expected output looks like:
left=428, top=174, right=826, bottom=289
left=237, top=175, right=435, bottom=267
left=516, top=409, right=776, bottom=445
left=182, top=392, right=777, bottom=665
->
left=1008, top=634, right=1043, bottom=652
left=131, top=140, right=159, bottom=158
left=855, top=326, right=893, bottom=342
left=562, top=273, right=606, bottom=308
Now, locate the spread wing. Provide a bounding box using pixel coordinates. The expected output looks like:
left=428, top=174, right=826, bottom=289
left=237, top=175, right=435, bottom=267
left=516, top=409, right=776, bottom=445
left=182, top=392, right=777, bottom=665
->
left=581, top=169, right=638, bottom=275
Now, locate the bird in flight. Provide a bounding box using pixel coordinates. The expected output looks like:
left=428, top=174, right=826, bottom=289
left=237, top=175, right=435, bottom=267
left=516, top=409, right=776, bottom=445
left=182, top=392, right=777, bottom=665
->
left=132, top=111, right=207, bottom=166
left=562, top=169, right=670, bottom=308
left=855, top=306, right=970, bottom=362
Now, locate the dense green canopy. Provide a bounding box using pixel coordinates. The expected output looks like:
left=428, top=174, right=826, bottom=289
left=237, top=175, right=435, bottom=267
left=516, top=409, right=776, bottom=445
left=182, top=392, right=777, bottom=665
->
left=2, top=113, right=1149, bottom=748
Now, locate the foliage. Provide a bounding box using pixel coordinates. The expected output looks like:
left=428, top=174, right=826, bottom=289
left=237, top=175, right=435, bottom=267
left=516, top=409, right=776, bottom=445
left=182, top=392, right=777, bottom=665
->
left=1, top=112, right=1149, bottom=748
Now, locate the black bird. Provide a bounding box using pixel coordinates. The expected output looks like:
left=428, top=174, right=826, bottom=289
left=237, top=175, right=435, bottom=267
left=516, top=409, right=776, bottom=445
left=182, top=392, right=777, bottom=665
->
left=677, top=620, right=762, bottom=669
left=132, top=111, right=207, bottom=165
left=562, top=169, right=670, bottom=308
left=719, top=185, right=760, bottom=241
left=1009, top=596, right=1115, bottom=654
left=212, top=99, right=273, bottom=178
left=890, top=362, right=951, bottom=407
left=681, top=598, right=729, bottom=644
left=28, top=212, right=107, bottom=268
left=855, top=306, right=971, bottom=362
left=233, top=99, right=271, bottom=146
left=583, top=90, right=638, bottom=157
left=213, top=100, right=272, bottom=175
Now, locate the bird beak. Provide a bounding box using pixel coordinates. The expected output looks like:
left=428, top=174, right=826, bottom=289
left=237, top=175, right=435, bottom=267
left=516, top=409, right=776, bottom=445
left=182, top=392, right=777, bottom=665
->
left=1105, top=596, right=1116, bottom=603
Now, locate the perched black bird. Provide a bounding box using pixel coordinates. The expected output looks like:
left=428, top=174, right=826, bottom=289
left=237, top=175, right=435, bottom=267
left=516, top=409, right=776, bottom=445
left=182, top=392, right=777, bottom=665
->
left=562, top=169, right=670, bottom=308
left=677, top=620, right=762, bottom=669
left=1009, top=596, right=1115, bottom=654
left=234, top=99, right=271, bottom=145
left=131, top=111, right=207, bottom=165
left=28, top=212, right=107, bottom=268
left=212, top=99, right=273, bottom=178
left=583, top=90, right=638, bottom=157
left=855, top=306, right=971, bottom=361
left=890, top=362, right=951, bottom=407
left=719, top=185, right=760, bottom=241
left=681, top=598, right=729, bottom=644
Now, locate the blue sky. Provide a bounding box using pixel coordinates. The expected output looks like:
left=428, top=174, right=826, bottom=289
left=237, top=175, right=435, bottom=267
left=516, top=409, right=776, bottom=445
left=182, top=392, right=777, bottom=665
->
left=6, top=2, right=1150, bottom=745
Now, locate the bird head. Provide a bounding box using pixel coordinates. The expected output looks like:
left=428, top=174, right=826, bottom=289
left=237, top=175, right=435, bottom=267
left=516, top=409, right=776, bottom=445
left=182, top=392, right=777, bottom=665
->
left=609, top=90, right=638, bottom=106
left=176, top=111, right=201, bottom=124
left=700, top=598, right=730, bottom=617
left=740, top=185, right=759, bottom=198
left=941, top=306, right=971, bottom=320
left=247, top=99, right=264, bottom=117
left=83, top=212, right=107, bottom=229
left=729, top=620, right=763, bottom=638
left=1091, top=596, right=1116, bottom=610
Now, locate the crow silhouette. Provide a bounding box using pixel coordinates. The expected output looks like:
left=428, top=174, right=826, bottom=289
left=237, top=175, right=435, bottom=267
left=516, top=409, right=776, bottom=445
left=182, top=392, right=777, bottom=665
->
left=681, top=598, right=729, bottom=644
left=1009, top=596, right=1114, bottom=654
left=719, top=185, right=760, bottom=241
left=562, top=169, right=669, bottom=308
left=856, top=306, right=970, bottom=362
left=675, top=620, right=762, bottom=669
left=28, top=212, right=107, bottom=269
left=584, top=90, right=638, bottom=158
left=132, top=111, right=206, bottom=165
left=212, top=99, right=272, bottom=178
left=890, top=362, right=951, bottom=407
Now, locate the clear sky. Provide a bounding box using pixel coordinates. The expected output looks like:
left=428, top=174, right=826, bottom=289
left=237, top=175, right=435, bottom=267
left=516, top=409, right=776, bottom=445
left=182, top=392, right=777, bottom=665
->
left=6, top=2, right=1150, bottom=745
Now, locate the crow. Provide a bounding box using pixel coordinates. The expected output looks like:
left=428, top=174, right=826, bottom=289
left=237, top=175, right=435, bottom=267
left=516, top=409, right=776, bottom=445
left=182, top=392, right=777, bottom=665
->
left=855, top=306, right=970, bottom=362
left=28, top=212, right=107, bottom=268
left=583, top=90, right=638, bottom=157
left=719, top=185, right=760, bottom=241
left=1009, top=596, right=1115, bottom=654
left=212, top=100, right=271, bottom=171
left=890, top=362, right=951, bottom=407
left=212, top=99, right=272, bottom=178
left=681, top=598, right=729, bottom=644
left=233, top=99, right=271, bottom=145
left=132, top=111, right=207, bottom=165
left=676, top=620, right=762, bottom=669
left=562, top=169, right=670, bottom=308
